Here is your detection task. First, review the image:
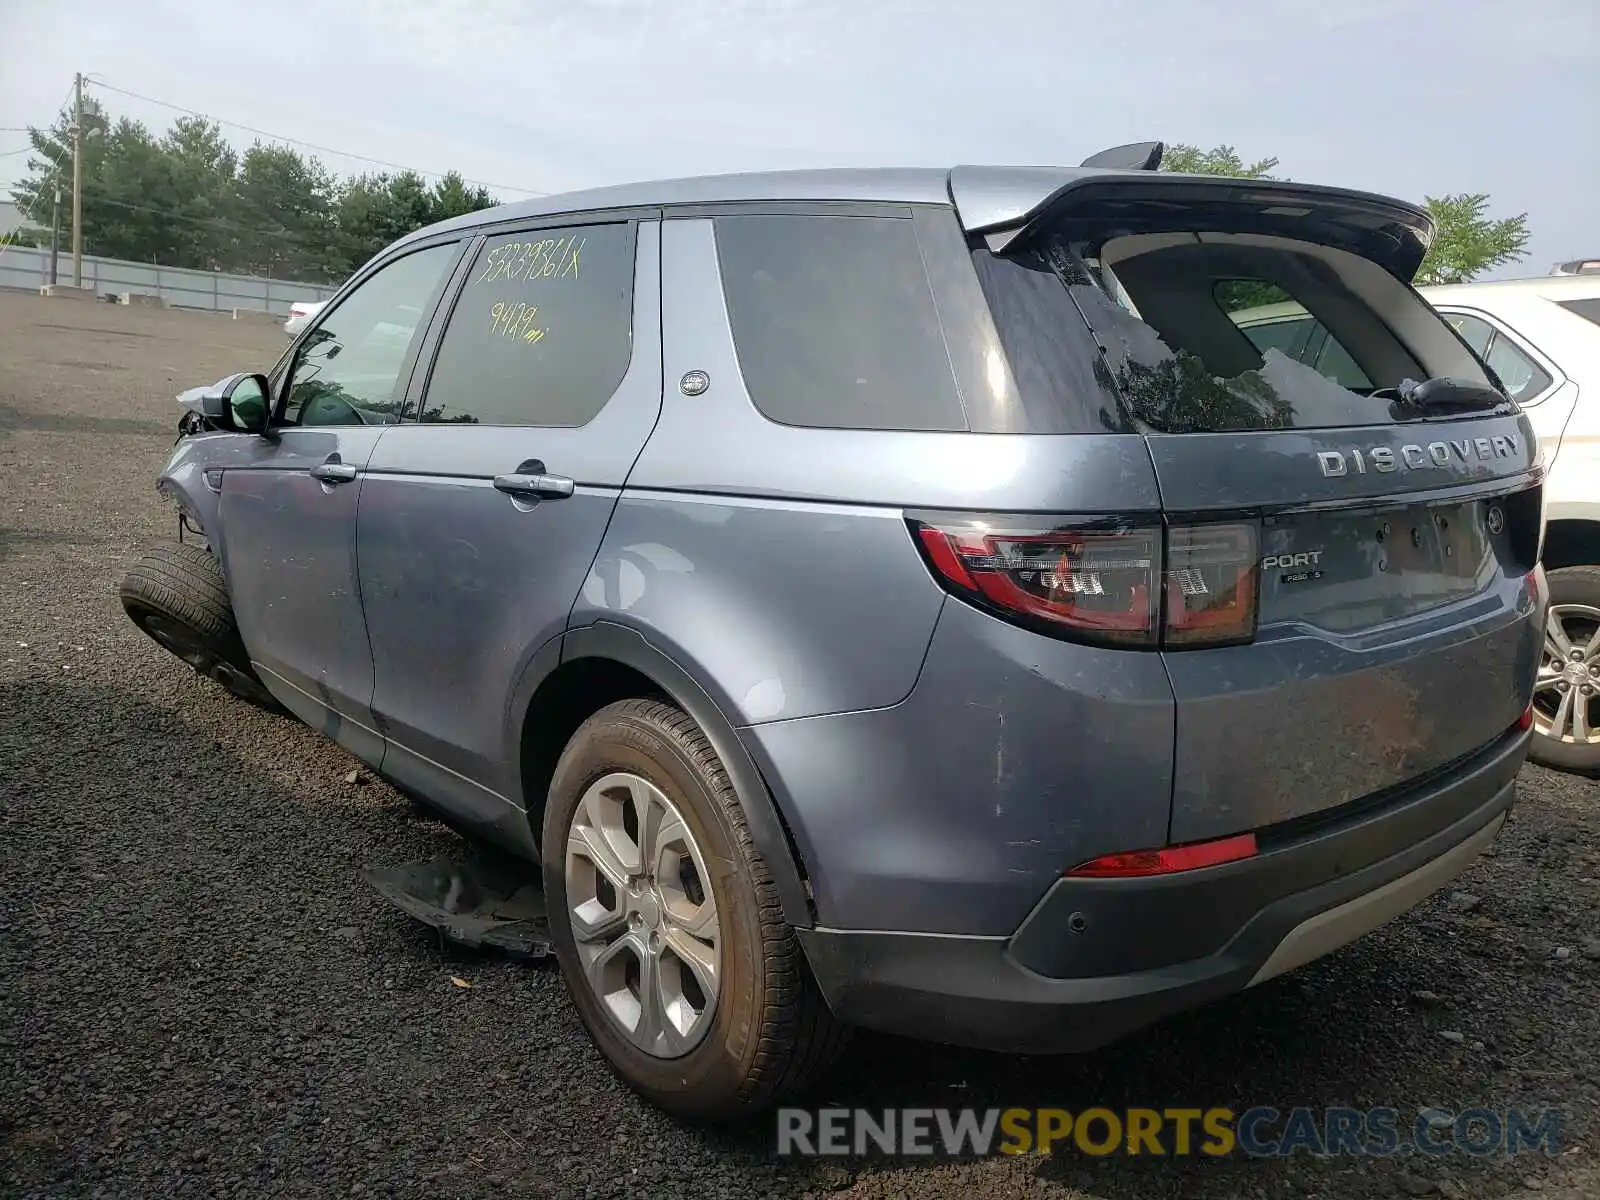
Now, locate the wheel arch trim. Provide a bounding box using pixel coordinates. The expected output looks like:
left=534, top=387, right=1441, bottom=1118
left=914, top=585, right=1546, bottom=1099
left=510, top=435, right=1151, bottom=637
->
left=516, top=620, right=815, bottom=928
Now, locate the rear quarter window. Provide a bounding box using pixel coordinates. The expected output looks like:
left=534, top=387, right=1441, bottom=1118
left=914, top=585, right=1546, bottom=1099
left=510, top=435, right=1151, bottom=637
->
left=713, top=214, right=967, bottom=432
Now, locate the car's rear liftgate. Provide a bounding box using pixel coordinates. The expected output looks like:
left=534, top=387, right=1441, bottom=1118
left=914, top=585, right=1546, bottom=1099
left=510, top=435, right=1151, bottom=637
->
left=1146, top=418, right=1545, bottom=842
left=963, top=173, right=1552, bottom=844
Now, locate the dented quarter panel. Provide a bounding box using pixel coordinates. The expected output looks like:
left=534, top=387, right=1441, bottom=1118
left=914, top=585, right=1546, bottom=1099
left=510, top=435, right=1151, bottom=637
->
left=739, top=598, right=1177, bottom=936
left=573, top=491, right=946, bottom=726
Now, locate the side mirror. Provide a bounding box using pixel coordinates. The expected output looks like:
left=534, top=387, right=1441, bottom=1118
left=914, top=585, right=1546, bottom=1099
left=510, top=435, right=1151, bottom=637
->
left=200, top=373, right=272, bottom=434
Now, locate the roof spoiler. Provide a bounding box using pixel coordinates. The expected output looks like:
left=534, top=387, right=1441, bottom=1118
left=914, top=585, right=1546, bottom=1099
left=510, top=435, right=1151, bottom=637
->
left=1078, top=141, right=1164, bottom=171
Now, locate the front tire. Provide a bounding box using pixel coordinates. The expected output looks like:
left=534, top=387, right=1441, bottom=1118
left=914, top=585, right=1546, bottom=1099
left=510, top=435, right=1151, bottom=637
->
left=542, top=699, right=845, bottom=1121
left=1529, top=565, right=1600, bottom=777
left=118, top=542, right=283, bottom=714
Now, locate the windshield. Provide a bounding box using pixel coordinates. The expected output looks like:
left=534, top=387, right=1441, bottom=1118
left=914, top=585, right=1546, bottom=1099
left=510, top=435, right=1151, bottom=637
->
left=971, top=226, right=1498, bottom=435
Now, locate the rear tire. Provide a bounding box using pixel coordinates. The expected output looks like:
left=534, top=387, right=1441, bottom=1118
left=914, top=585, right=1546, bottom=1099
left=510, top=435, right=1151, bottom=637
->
left=118, top=542, right=283, bottom=714
left=1529, top=565, right=1600, bottom=777
left=542, top=698, right=847, bottom=1122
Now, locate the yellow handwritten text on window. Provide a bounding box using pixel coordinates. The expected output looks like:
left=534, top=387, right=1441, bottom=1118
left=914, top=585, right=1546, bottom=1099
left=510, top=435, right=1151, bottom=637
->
left=475, top=235, right=585, bottom=286
left=489, top=302, right=547, bottom=344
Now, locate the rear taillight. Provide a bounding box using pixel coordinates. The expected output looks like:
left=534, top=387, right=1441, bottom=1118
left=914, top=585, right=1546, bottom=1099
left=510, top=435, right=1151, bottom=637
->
left=913, top=521, right=1159, bottom=646
left=910, top=514, right=1260, bottom=650
left=1163, top=522, right=1258, bottom=647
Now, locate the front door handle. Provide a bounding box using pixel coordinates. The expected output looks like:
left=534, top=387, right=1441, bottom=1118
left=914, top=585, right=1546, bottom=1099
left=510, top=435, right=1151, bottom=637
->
left=309, top=462, right=358, bottom=484
left=492, top=460, right=574, bottom=500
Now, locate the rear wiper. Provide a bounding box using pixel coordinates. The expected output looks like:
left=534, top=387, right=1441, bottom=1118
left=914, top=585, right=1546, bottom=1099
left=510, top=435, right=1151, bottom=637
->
left=1375, top=376, right=1513, bottom=421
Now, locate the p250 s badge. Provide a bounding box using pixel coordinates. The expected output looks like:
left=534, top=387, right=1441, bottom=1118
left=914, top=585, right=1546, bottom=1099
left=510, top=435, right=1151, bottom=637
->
left=1263, top=550, right=1325, bottom=585
left=1318, top=434, right=1521, bottom=478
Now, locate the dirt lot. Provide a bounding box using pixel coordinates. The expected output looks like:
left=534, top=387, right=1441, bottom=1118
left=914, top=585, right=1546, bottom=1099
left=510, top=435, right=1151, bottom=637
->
left=1, top=290, right=1597, bottom=1199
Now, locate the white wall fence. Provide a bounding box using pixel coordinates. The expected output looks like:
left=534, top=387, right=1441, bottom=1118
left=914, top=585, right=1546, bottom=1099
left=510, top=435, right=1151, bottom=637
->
left=0, top=242, right=337, bottom=315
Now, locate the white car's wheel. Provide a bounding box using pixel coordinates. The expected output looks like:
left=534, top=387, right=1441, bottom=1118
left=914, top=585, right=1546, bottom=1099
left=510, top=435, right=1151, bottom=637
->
left=1529, top=565, right=1600, bottom=777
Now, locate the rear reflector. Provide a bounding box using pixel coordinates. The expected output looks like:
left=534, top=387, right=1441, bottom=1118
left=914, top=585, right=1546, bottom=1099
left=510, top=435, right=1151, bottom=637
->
left=1065, top=832, right=1259, bottom=878
left=1517, top=703, right=1534, bottom=731
left=909, top=514, right=1259, bottom=650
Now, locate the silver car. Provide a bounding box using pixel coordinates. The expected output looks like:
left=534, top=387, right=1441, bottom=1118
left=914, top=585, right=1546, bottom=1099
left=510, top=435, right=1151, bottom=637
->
left=122, top=147, right=1550, bottom=1121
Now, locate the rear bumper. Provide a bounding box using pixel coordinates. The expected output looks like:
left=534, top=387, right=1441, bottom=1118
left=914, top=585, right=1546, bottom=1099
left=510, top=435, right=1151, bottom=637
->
left=798, top=727, right=1527, bottom=1054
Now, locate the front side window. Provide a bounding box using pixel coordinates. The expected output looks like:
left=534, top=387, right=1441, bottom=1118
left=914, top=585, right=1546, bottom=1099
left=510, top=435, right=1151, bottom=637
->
left=281, top=244, right=458, bottom=427
left=419, top=222, right=637, bottom=427
left=714, top=214, right=967, bottom=432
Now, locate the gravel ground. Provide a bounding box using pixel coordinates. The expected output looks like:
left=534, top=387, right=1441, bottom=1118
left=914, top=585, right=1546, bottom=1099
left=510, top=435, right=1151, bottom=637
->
left=1, top=291, right=1597, bottom=1199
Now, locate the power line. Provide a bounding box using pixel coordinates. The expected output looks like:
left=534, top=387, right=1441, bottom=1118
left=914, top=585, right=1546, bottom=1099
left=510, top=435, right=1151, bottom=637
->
left=75, top=187, right=318, bottom=241
left=18, top=81, right=81, bottom=181
left=85, top=77, right=548, bottom=198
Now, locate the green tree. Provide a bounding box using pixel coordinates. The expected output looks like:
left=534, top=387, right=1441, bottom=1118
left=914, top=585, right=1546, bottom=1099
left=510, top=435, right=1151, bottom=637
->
left=428, top=171, right=495, bottom=223
left=1161, top=143, right=1531, bottom=285
left=10, top=96, right=112, bottom=243
left=1161, top=143, right=1280, bottom=180
left=9, top=94, right=504, bottom=282
left=1413, top=193, right=1530, bottom=285
left=160, top=116, right=239, bottom=268
left=80, top=117, right=189, bottom=263
left=332, top=170, right=479, bottom=277
left=233, top=143, right=336, bottom=279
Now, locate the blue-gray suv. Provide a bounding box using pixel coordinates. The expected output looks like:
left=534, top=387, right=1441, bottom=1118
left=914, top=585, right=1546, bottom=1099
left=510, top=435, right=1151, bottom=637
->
left=122, top=146, right=1550, bottom=1121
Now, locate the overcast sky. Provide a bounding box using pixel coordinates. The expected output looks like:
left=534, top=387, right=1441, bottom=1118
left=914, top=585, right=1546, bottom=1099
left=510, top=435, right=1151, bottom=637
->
left=2, top=0, right=1595, bottom=277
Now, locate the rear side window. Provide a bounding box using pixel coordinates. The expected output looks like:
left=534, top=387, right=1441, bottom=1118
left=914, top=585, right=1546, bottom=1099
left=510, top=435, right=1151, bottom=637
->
left=1443, top=312, right=1494, bottom=355
left=714, top=214, right=967, bottom=432
left=1485, top=336, right=1553, bottom=402
left=1437, top=310, right=1555, bottom=404
left=974, top=228, right=1496, bottom=435
left=1223, top=284, right=1372, bottom=390
left=420, top=222, right=637, bottom=426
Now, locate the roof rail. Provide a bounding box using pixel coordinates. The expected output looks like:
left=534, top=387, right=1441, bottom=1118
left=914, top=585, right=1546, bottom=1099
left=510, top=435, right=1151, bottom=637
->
left=1078, top=141, right=1164, bottom=171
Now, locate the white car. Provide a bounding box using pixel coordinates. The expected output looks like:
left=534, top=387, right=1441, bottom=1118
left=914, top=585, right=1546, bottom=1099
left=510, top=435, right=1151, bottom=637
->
left=1230, top=275, right=1600, bottom=776
left=283, top=300, right=326, bottom=340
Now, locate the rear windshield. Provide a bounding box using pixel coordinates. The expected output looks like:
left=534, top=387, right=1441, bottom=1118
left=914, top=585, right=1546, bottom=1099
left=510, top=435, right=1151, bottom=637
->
left=973, top=226, right=1497, bottom=435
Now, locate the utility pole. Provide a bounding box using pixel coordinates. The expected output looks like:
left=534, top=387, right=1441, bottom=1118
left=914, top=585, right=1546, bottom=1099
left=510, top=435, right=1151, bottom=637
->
left=71, top=72, right=83, bottom=288
left=49, top=178, right=61, bottom=285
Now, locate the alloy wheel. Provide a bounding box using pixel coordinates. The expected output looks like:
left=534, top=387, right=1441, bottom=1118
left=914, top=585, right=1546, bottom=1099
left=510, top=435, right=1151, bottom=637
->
left=1533, top=603, right=1600, bottom=746
left=564, top=771, right=721, bottom=1059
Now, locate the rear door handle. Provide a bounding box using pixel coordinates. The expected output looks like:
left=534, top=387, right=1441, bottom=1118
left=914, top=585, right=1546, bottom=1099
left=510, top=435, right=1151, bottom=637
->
left=492, top=460, right=574, bottom=500
left=309, top=462, right=358, bottom=484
